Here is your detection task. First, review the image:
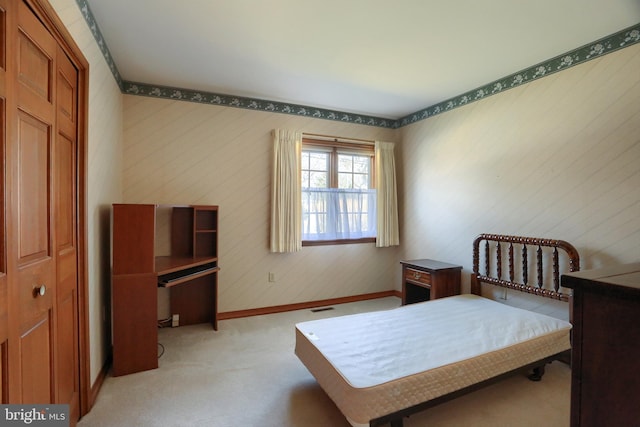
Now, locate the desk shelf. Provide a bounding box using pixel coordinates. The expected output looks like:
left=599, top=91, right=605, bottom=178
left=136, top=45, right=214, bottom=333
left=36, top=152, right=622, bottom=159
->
left=112, top=204, right=219, bottom=376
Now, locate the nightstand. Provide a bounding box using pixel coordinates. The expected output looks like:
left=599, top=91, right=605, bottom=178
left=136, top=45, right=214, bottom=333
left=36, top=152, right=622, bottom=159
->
left=400, top=259, right=462, bottom=305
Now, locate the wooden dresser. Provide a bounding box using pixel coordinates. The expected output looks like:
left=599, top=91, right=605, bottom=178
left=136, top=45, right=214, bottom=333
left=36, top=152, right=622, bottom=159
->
left=400, top=259, right=462, bottom=305
left=562, top=263, right=640, bottom=427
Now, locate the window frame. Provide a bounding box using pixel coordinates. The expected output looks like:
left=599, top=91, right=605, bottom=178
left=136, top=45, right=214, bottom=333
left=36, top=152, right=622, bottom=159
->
left=301, top=138, right=376, bottom=246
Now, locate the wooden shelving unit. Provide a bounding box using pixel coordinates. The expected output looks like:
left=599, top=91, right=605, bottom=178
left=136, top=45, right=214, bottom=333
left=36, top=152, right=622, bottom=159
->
left=111, top=204, right=219, bottom=376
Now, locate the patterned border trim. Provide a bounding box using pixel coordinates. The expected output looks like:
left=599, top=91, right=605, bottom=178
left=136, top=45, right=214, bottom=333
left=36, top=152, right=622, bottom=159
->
left=122, top=81, right=398, bottom=128
left=398, top=24, right=640, bottom=127
left=75, top=0, right=639, bottom=129
left=75, top=0, right=123, bottom=90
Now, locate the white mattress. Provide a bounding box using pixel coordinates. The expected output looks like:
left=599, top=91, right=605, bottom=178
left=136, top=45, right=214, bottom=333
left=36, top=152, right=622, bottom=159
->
left=295, top=294, right=571, bottom=426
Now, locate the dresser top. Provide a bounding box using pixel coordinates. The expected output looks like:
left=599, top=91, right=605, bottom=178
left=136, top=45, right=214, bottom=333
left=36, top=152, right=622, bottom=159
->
left=562, top=262, right=640, bottom=296
left=400, top=259, right=463, bottom=272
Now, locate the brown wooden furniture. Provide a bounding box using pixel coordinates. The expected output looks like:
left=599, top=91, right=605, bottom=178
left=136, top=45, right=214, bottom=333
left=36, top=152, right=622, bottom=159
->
left=0, top=0, right=90, bottom=418
left=112, top=204, right=219, bottom=376
left=471, top=234, right=580, bottom=300
left=299, top=234, right=580, bottom=427
left=561, top=263, right=640, bottom=427
left=400, top=259, right=462, bottom=304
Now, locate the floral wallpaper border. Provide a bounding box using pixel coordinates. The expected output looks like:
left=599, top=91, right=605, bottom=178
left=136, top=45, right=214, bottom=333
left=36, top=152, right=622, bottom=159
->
left=121, top=81, right=397, bottom=128
left=76, top=0, right=638, bottom=129
left=398, top=24, right=640, bottom=127
left=75, top=0, right=124, bottom=90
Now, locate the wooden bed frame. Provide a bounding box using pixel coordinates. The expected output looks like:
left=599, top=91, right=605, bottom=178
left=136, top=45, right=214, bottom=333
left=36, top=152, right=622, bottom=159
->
left=369, top=234, right=580, bottom=427
left=470, top=234, right=580, bottom=301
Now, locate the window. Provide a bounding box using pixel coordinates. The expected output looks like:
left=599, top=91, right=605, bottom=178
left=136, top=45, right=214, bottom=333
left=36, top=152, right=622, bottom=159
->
left=301, top=139, right=376, bottom=244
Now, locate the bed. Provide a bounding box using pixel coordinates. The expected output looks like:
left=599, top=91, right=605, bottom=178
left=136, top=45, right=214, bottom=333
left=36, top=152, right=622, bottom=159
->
left=294, top=234, right=580, bottom=427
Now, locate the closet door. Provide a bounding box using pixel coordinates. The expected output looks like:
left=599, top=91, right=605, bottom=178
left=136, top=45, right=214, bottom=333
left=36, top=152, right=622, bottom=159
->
left=0, top=0, right=8, bottom=403
left=1, top=0, right=86, bottom=416
left=9, top=0, right=58, bottom=403
left=54, top=43, right=79, bottom=419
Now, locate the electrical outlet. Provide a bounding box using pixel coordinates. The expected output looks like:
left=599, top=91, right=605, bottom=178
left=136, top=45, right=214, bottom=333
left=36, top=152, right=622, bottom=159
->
left=172, top=314, right=179, bottom=327
left=268, top=272, right=276, bottom=282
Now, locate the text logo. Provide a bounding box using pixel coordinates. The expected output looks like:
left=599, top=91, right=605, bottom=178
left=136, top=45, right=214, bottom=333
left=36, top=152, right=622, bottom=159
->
left=0, top=405, right=68, bottom=427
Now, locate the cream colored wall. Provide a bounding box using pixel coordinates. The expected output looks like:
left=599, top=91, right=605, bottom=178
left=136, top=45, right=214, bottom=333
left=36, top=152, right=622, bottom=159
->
left=49, top=0, right=640, bottom=384
left=399, top=44, right=640, bottom=302
left=123, top=95, right=401, bottom=313
left=50, top=0, right=124, bottom=383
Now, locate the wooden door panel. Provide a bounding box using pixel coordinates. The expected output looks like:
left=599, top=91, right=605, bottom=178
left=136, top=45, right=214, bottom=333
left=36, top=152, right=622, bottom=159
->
left=0, top=97, right=4, bottom=358
left=56, top=250, right=75, bottom=295
left=55, top=52, right=74, bottom=139
left=55, top=45, right=78, bottom=420
left=16, top=107, right=55, bottom=331
left=0, top=283, right=6, bottom=342
left=0, top=342, right=6, bottom=403
left=55, top=133, right=73, bottom=251
left=0, top=0, right=7, bottom=403
left=20, top=314, right=52, bottom=403
left=17, top=110, right=50, bottom=264
left=16, top=110, right=53, bottom=328
left=17, top=30, right=50, bottom=99
left=0, top=3, right=6, bottom=89
left=0, top=1, right=6, bottom=350
left=55, top=292, right=75, bottom=405
left=12, top=0, right=56, bottom=405
left=17, top=2, right=54, bottom=110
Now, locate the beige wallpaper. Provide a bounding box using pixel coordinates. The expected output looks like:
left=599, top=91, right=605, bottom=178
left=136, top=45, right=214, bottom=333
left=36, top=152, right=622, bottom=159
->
left=50, top=0, right=640, bottom=385
left=399, top=43, right=640, bottom=314
left=50, top=0, right=124, bottom=383
left=122, top=95, right=401, bottom=313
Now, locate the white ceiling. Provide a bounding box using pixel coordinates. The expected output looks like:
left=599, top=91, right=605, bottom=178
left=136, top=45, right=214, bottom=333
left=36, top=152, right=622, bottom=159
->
left=86, top=0, right=640, bottom=119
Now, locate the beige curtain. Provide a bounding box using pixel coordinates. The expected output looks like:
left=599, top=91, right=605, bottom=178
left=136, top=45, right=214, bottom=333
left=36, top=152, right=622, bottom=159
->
left=375, top=141, right=400, bottom=247
left=270, top=129, right=302, bottom=252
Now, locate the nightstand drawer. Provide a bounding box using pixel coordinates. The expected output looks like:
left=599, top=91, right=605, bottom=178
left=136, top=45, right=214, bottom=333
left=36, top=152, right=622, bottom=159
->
left=404, top=268, right=431, bottom=286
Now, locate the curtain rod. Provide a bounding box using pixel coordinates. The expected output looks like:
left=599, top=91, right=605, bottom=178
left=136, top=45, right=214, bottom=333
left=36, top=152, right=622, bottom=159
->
left=302, top=132, right=375, bottom=146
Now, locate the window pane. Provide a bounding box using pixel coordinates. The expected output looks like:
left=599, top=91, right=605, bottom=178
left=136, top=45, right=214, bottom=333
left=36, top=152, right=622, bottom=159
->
left=303, top=151, right=328, bottom=188
left=309, top=152, right=328, bottom=170
left=336, top=154, right=370, bottom=190
left=338, top=154, right=353, bottom=172
left=353, top=173, right=368, bottom=189
left=309, top=171, right=328, bottom=188
left=338, top=173, right=352, bottom=189
left=353, top=156, right=369, bottom=173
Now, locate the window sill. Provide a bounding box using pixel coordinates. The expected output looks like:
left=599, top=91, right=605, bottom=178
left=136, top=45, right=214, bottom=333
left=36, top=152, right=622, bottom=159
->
left=302, top=237, right=376, bottom=247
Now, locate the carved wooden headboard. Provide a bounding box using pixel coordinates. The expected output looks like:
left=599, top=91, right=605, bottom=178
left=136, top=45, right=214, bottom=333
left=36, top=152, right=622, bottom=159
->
left=471, top=234, right=580, bottom=301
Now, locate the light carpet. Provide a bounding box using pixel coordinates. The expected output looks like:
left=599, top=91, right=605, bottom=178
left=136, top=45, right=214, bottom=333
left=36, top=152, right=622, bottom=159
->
left=78, top=297, right=570, bottom=427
